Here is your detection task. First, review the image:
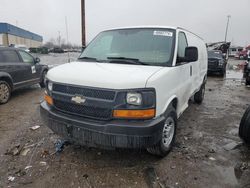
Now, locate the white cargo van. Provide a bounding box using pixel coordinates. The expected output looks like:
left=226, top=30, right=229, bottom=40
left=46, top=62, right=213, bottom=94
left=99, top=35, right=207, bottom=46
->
left=40, top=26, right=207, bottom=156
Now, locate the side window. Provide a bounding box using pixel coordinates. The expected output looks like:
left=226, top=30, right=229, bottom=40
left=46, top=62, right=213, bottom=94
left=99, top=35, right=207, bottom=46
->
left=177, top=32, right=188, bottom=58
left=0, top=50, right=20, bottom=62
left=19, top=51, right=34, bottom=64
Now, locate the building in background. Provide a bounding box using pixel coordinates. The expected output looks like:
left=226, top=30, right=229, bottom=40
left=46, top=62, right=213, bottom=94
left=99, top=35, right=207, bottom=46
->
left=229, top=46, right=243, bottom=57
left=0, top=23, right=43, bottom=48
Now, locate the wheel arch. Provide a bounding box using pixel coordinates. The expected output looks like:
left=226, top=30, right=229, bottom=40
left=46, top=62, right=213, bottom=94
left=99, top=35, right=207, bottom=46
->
left=161, top=95, right=179, bottom=117
left=40, top=67, right=49, bottom=82
left=203, top=74, right=207, bottom=83
left=0, top=72, right=14, bottom=91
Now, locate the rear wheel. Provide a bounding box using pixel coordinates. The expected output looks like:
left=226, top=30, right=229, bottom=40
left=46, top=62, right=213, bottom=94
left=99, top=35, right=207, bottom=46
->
left=194, top=83, right=205, bottom=104
left=39, top=70, right=47, bottom=88
left=246, top=78, right=250, bottom=86
left=0, top=81, right=11, bottom=104
left=147, top=105, right=177, bottom=157
left=239, top=107, right=250, bottom=144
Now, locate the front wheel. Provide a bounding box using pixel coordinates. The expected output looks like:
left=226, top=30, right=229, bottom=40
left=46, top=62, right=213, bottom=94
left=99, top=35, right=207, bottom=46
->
left=0, top=81, right=11, bottom=104
left=220, top=68, right=226, bottom=77
left=194, top=83, right=205, bottom=104
left=239, top=107, right=250, bottom=144
left=39, top=70, right=47, bottom=88
left=147, top=105, right=177, bottom=157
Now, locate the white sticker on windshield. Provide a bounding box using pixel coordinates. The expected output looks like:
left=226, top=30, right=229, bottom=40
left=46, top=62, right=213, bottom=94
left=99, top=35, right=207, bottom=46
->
left=153, top=31, right=173, bottom=37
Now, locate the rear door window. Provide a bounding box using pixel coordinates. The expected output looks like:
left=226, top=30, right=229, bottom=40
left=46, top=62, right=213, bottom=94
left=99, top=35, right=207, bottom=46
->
left=0, top=50, right=20, bottom=62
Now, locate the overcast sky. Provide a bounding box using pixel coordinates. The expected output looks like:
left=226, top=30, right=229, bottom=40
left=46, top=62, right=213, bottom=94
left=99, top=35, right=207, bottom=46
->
left=0, top=0, right=249, bottom=46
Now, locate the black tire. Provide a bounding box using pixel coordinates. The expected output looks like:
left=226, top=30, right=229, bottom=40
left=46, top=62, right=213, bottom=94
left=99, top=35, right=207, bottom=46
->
left=220, top=68, right=226, bottom=77
left=39, top=70, right=47, bottom=88
left=0, top=80, right=11, bottom=104
left=246, top=78, right=250, bottom=86
left=239, top=107, right=250, bottom=144
left=147, top=105, right=177, bottom=157
left=194, top=83, right=205, bottom=104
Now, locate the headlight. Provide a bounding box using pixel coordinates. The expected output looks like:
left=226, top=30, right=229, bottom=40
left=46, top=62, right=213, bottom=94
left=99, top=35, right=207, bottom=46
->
left=126, top=92, right=142, bottom=106
left=48, top=82, right=53, bottom=91
left=218, top=60, right=224, bottom=66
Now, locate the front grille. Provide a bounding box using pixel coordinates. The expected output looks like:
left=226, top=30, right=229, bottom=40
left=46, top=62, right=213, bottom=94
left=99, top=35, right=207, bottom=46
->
left=208, top=60, right=218, bottom=68
left=51, top=84, right=116, bottom=120
left=54, top=100, right=112, bottom=120
left=53, top=84, right=116, bottom=101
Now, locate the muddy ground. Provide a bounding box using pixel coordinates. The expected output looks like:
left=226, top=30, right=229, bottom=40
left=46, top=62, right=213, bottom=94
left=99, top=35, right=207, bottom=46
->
left=0, top=55, right=250, bottom=188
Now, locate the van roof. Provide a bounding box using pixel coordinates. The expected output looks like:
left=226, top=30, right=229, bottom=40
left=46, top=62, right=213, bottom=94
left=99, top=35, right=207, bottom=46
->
left=103, top=26, right=204, bottom=40
left=105, top=25, right=178, bottom=30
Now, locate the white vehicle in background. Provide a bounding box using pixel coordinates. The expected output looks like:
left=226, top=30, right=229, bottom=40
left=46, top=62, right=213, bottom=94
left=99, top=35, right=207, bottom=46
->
left=40, top=26, right=208, bottom=157
left=13, top=44, right=30, bottom=52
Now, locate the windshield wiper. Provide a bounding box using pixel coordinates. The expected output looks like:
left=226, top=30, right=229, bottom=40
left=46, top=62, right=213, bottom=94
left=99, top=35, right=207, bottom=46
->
left=107, top=57, right=149, bottom=65
left=78, top=56, right=101, bottom=62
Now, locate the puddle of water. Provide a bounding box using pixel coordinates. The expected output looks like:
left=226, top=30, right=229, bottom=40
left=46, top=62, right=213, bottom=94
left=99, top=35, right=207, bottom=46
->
left=223, top=141, right=242, bottom=151
left=228, top=128, right=239, bottom=137
left=215, top=166, right=239, bottom=186
left=226, top=70, right=244, bottom=80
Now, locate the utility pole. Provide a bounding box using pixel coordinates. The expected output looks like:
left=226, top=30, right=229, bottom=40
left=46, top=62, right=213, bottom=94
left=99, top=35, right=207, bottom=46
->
left=81, top=0, right=86, bottom=47
left=224, top=15, right=231, bottom=42
left=58, top=31, right=61, bottom=47
left=65, top=16, right=70, bottom=62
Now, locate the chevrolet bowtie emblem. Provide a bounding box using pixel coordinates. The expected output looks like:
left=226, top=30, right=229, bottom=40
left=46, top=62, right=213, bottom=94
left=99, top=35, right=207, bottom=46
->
left=71, top=96, right=86, bottom=104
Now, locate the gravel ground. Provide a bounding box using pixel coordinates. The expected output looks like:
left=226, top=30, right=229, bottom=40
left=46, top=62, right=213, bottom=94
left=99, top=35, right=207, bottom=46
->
left=0, top=55, right=250, bottom=188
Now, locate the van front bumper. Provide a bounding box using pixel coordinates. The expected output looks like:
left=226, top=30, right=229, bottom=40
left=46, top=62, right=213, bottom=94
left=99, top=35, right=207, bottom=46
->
left=40, top=102, right=165, bottom=149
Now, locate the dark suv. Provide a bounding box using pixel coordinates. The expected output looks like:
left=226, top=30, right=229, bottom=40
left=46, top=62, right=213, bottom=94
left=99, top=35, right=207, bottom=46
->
left=208, top=50, right=227, bottom=76
left=0, top=47, right=48, bottom=104
left=244, top=61, right=250, bottom=85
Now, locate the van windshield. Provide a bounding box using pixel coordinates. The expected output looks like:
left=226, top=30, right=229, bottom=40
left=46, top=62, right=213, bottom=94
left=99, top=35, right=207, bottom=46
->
left=79, top=28, right=175, bottom=66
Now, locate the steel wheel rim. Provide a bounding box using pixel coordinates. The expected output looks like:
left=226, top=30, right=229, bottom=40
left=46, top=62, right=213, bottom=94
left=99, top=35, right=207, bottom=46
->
left=0, top=83, right=10, bottom=103
left=162, top=117, right=175, bottom=147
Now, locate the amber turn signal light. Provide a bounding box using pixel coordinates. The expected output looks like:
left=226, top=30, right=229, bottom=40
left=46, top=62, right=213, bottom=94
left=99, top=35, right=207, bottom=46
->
left=44, top=94, right=53, bottom=105
left=113, top=109, right=155, bottom=119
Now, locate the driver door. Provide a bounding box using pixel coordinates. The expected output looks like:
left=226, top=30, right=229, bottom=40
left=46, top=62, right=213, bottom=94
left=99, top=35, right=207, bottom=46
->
left=175, top=31, right=193, bottom=109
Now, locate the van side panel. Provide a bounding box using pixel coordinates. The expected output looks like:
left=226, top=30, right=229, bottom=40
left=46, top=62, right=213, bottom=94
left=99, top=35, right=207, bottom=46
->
left=185, top=31, right=208, bottom=95
left=146, top=31, right=207, bottom=118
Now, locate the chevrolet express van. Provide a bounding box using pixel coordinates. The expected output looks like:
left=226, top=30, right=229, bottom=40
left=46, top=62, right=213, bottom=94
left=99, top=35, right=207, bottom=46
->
left=40, top=26, right=208, bottom=156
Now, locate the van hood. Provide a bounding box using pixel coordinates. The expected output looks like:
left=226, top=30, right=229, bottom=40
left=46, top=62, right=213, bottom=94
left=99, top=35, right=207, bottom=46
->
left=47, top=61, right=163, bottom=89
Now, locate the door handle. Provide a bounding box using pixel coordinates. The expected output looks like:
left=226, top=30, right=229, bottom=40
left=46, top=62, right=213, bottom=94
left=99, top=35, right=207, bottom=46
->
left=190, top=66, right=192, bottom=76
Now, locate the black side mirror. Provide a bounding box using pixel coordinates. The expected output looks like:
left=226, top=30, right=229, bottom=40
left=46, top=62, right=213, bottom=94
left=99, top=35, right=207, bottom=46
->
left=185, top=47, right=198, bottom=62
left=35, top=57, right=40, bottom=64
